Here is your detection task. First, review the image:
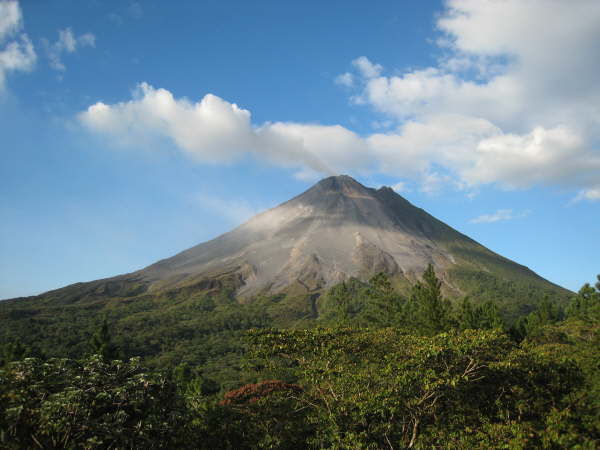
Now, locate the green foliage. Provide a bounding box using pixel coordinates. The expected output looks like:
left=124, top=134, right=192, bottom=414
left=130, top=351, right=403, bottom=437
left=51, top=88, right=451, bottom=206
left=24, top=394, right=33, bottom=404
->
left=90, top=318, right=120, bottom=359
left=0, top=289, right=275, bottom=392
left=2, top=325, right=597, bottom=448
left=246, top=327, right=596, bottom=448
left=317, top=273, right=407, bottom=328
left=457, top=297, right=505, bottom=331
left=361, top=272, right=405, bottom=327
left=512, top=295, right=565, bottom=341
left=318, top=277, right=367, bottom=323
left=0, top=271, right=597, bottom=448
left=406, top=264, right=453, bottom=335
left=567, top=276, right=600, bottom=320
left=0, top=356, right=184, bottom=449
left=448, top=264, right=571, bottom=322
left=0, top=339, right=31, bottom=367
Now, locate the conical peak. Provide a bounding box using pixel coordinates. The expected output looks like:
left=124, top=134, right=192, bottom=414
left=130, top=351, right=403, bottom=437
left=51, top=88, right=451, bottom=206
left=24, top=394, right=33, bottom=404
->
left=377, top=186, right=395, bottom=194
left=310, top=176, right=414, bottom=206
left=126, top=171, right=565, bottom=302
left=292, top=175, right=419, bottom=215
left=313, top=175, right=372, bottom=196
left=315, top=176, right=402, bottom=197
left=318, top=174, right=362, bottom=187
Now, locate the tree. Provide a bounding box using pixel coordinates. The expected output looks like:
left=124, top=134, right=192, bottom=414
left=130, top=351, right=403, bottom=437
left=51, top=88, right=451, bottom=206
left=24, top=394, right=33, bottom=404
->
left=90, top=318, right=120, bottom=360
left=517, top=296, right=564, bottom=340
left=477, top=300, right=504, bottom=330
left=320, top=277, right=366, bottom=324
left=567, top=277, right=600, bottom=319
left=408, top=264, right=452, bottom=335
left=0, top=356, right=185, bottom=448
left=0, top=339, right=29, bottom=366
left=362, top=272, right=405, bottom=327
left=246, top=327, right=594, bottom=449
left=457, top=297, right=478, bottom=330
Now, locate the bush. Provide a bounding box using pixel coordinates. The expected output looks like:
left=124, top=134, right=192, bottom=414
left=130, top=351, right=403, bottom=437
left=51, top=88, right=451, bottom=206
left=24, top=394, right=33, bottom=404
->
left=0, top=355, right=184, bottom=449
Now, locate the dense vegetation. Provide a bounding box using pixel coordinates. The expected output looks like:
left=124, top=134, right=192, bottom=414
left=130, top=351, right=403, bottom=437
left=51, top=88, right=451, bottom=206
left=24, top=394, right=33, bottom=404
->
left=1, top=269, right=599, bottom=448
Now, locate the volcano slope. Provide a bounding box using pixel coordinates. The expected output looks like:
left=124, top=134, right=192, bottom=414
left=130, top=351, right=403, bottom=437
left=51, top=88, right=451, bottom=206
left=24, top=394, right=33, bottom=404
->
left=0, top=175, right=571, bottom=368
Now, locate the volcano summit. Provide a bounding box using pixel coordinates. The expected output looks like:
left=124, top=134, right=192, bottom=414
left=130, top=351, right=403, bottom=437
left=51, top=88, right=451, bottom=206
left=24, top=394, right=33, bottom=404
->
left=7, top=175, right=568, bottom=317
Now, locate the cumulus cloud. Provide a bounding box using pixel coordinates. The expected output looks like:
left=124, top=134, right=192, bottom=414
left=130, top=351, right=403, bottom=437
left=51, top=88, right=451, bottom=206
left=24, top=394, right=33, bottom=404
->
left=78, top=84, right=499, bottom=190
left=0, top=0, right=36, bottom=90
left=80, top=0, right=600, bottom=198
left=0, top=0, right=21, bottom=40
left=79, top=83, right=372, bottom=178
left=470, top=208, right=532, bottom=224
left=42, top=28, right=95, bottom=72
left=80, top=83, right=255, bottom=162
left=352, top=56, right=382, bottom=79
left=338, top=0, right=600, bottom=194
left=335, top=72, right=354, bottom=87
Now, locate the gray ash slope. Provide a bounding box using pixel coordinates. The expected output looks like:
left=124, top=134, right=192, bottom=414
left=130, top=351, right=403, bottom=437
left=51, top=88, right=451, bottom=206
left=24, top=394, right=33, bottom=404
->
left=13, top=175, right=570, bottom=314
left=138, top=175, right=459, bottom=294
left=132, top=175, right=566, bottom=300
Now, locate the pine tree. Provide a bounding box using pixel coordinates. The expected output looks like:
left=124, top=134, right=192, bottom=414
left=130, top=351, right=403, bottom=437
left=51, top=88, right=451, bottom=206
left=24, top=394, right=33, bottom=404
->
left=90, top=318, right=120, bottom=360
left=478, top=301, right=504, bottom=330
left=326, top=280, right=355, bottom=323
left=457, top=297, right=478, bottom=330
left=363, top=272, right=405, bottom=327
left=457, top=298, right=504, bottom=331
left=409, top=264, right=451, bottom=335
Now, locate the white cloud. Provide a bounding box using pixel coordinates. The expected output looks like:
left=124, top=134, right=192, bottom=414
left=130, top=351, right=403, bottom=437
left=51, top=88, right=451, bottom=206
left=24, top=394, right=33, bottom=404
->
left=78, top=33, right=96, bottom=47
left=335, top=72, right=353, bottom=87
left=574, top=187, right=600, bottom=202
left=81, top=1, right=600, bottom=198
left=0, top=34, right=35, bottom=85
left=0, top=0, right=21, bottom=41
left=78, top=82, right=600, bottom=199
left=335, top=0, right=600, bottom=194
left=419, top=172, right=453, bottom=195
left=80, top=84, right=255, bottom=162
left=43, top=27, right=95, bottom=72
left=258, top=121, right=371, bottom=174
left=79, top=83, right=372, bottom=178
left=463, top=126, right=600, bottom=188
left=470, top=209, right=527, bottom=223
left=352, top=56, right=382, bottom=79
left=0, top=0, right=36, bottom=90
left=367, top=113, right=500, bottom=178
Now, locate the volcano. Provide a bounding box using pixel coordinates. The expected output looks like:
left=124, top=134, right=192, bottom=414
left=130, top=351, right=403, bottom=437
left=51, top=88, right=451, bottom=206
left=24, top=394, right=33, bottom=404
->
left=6, top=175, right=570, bottom=316
left=138, top=175, right=483, bottom=295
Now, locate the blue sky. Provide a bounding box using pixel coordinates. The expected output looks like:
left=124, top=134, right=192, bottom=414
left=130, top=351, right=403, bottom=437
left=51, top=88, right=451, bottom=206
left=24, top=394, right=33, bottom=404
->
left=1, top=0, right=599, bottom=299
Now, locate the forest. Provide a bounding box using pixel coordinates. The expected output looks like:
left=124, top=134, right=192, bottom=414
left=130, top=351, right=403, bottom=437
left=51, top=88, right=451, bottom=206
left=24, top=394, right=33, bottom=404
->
left=1, top=267, right=599, bottom=448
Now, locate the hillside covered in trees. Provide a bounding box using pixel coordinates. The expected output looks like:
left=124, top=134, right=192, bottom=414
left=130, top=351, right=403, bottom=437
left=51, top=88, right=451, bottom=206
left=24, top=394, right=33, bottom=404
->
left=1, top=269, right=599, bottom=448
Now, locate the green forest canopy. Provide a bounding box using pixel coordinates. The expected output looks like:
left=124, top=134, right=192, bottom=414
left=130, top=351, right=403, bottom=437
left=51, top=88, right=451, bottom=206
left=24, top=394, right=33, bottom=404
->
left=1, top=269, right=599, bottom=448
